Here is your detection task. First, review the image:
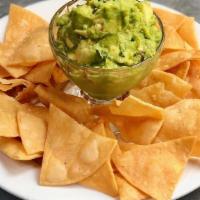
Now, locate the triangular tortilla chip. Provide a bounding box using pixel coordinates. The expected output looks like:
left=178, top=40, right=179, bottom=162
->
left=154, top=8, right=186, bottom=30
left=8, top=27, right=54, bottom=67
left=110, top=95, right=164, bottom=120
left=158, top=51, right=193, bottom=71
left=113, top=137, right=195, bottom=200
left=168, top=61, right=190, bottom=80
left=116, top=174, right=149, bottom=200
left=0, top=66, right=9, bottom=78
left=0, top=137, right=42, bottom=160
left=154, top=99, right=200, bottom=157
left=17, top=105, right=48, bottom=154
left=25, top=61, right=56, bottom=85
left=34, top=85, right=92, bottom=124
left=112, top=117, right=163, bottom=145
left=0, top=92, right=20, bottom=137
left=40, top=104, right=117, bottom=185
left=130, top=82, right=181, bottom=107
left=52, top=66, right=68, bottom=84
left=81, top=161, right=118, bottom=197
left=178, top=17, right=199, bottom=49
left=164, top=25, right=187, bottom=50
left=5, top=4, right=48, bottom=43
left=146, top=70, right=192, bottom=98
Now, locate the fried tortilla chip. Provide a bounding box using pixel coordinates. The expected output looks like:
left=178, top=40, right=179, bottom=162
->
left=0, top=92, right=20, bottom=137
left=25, top=61, right=56, bottom=85
left=81, top=161, right=118, bottom=197
left=154, top=8, right=186, bottom=30
left=155, top=100, right=200, bottom=153
left=178, top=17, right=199, bottom=49
left=113, top=137, right=195, bottom=200
left=34, top=85, right=92, bottom=124
left=130, top=82, right=180, bottom=107
left=110, top=95, right=164, bottom=120
left=52, top=66, right=68, bottom=84
left=5, top=4, right=48, bottom=43
left=112, top=117, right=163, bottom=145
left=8, top=27, right=54, bottom=67
left=146, top=70, right=192, bottom=98
left=0, top=66, right=9, bottom=78
left=168, top=61, right=190, bottom=80
left=17, top=105, right=48, bottom=154
left=164, top=25, right=187, bottom=50
left=116, top=174, right=149, bottom=200
left=0, top=137, right=42, bottom=160
left=40, top=104, right=117, bottom=185
left=158, top=51, right=193, bottom=71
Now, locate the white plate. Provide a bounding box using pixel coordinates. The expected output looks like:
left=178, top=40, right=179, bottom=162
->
left=0, top=1, right=200, bottom=200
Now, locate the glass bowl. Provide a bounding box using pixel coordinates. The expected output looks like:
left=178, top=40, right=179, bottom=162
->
left=49, top=0, right=164, bottom=101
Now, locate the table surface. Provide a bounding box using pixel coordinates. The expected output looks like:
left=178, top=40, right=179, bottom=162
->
left=0, top=0, right=200, bottom=200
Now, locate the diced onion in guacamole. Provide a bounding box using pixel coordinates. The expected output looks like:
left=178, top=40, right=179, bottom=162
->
left=56, top=0, right=162, bottom=68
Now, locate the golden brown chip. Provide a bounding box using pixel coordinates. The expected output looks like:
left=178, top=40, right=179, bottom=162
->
left=0, top=137, right=42, bottom=160
left=168, top=61, right=190, bottom=80
left=0, top=92, right=20, bottom=137
left=81, top=161, right=118, bottom=197
left=116, top=174, right=149, bottom=200
left=40, top=104, right=117, bottom=185
left=17, top=105, right=48, bottom=154
left=52, top=66, right=68, bottom=84
left=158, top=51, right=193, bottom=71
left=112, top=117, right=163, bottom=145
left=164, top=25, right=187, bottom=50
left=154, top=8, right=186, bottom=30
left=34, top=85, right=92, bottom=124
left=0, top=66, right=9, bottom=78
left=113, top=137, right=195, bottom=200
left=178, top=17, right=199, bottom=49
left=146, top=70, right=192, bottom=98
left=8, top=27, right=54, bottom=67
left=130, top=82, right=180, bottom=108
left=110, top=95, right=164, bottom=120
left=155, top=100, right=200, bottom=147
left=25, top=61, right=56, bottom=85
left=5, top=4, right=48, bottom=43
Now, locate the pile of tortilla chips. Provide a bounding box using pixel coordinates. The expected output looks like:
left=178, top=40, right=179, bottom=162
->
left=0, top=4, right=200, bottom=200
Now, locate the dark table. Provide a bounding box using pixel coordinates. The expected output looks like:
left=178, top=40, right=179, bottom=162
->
left=0, top=0, right=200, bottom=199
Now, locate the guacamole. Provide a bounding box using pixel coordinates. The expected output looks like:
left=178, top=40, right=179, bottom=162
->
left=56, top=0, right=162, bottom=68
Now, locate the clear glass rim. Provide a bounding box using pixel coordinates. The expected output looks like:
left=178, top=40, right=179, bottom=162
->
left=49, top=0, right=165, bottom=72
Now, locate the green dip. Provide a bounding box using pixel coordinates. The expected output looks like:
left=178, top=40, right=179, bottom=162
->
left=56, top=0, right=162, bottom=68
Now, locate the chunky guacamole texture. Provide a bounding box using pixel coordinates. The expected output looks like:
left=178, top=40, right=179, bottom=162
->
left=56, top=0, right=162, bottom=68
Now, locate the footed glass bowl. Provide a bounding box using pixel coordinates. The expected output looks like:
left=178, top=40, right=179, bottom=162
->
left=49, top=0, right=164, bottom=101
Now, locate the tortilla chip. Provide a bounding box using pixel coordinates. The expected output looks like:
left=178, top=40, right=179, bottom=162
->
left=116, top=174, right=149, bottom=200
left=91, top=122, right=106, bottom=137
left=192, top=139, right=200, bottom=157
left=112, top=137, right=195, bottom=200
left=17, top=105, right=48, bottom=154
left=164, top=25, right=187, bottom=50
left=0, top=77, right=31, bottom=91
left=188, top=61, right=200, bottom=97
left=52, top=66, right=68, bottom=84
left=40, top=104, right=117, bottom=185
left=158, top=51, right=193, bottom=71
left=130, top=82, right=180, bottom=108
left=155, top=100, right=200, bottom=145
left=0, top=43, right=31, bottom=78
left=113, top=117, right=163, bottom=145
left=178, top=17, right=199, bottom=49
left=146, top=70, right=192, bottom=98
left=81, top=161, right=118, bottom=197
left=8, top=27, right=54, bottom=67
left=104, top=122, right=116, bottom=139
left=34, top=85, right=92, bottom=124
left=0, top=66, right=9, bottom=78
left=110, top=95, right=164, bottom=120
left=168, top=61, right=190, bottom=80
left=0, top=137, right=42, bottom=160
left=25, top=61, right=56, bottom=85
left=0, top=92, right=20, bottom=137
left=154, top=8, right=186, bottom=30
left=5, top=4, right=48, bottom=43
